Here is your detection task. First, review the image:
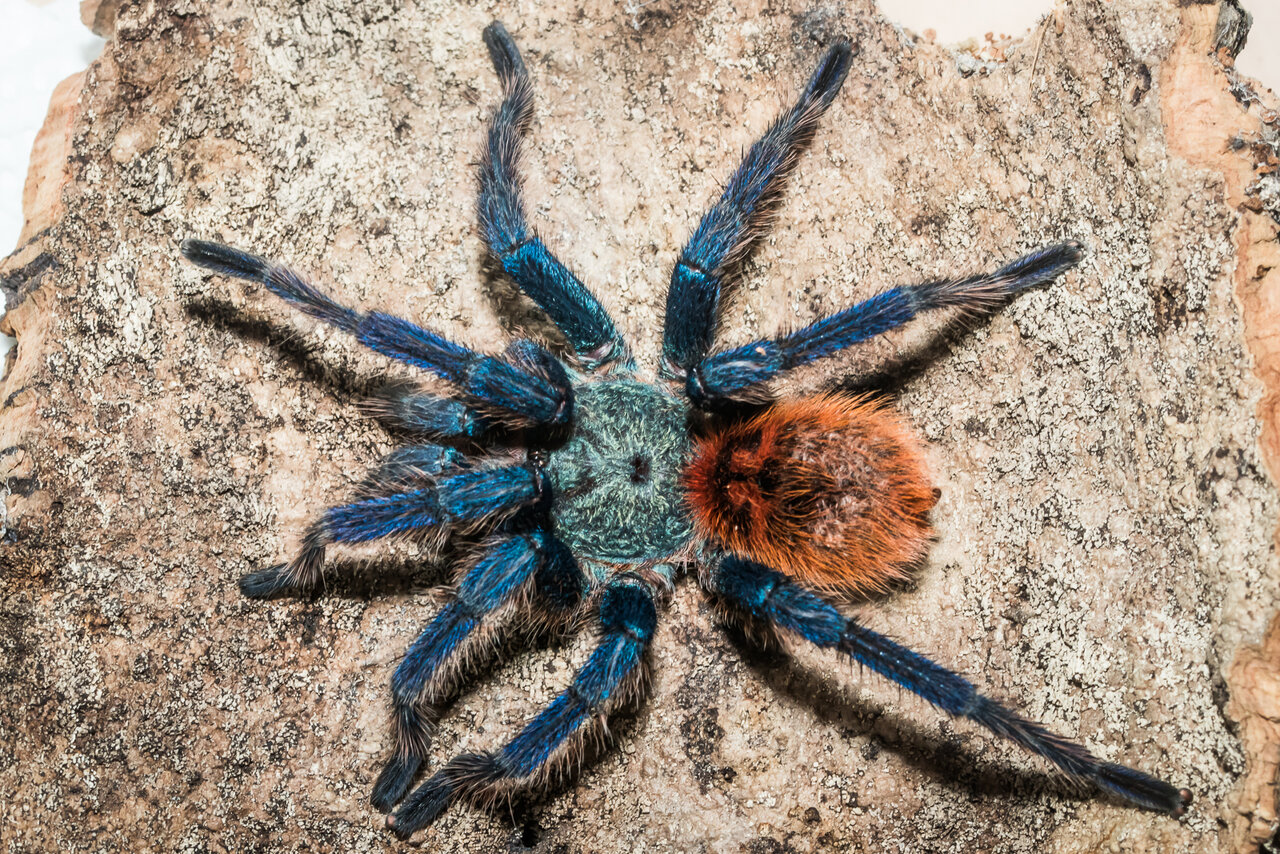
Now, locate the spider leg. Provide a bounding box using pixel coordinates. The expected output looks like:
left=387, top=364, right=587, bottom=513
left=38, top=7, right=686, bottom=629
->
left=368, top=386, right=490, bottom=441
left=688, top=241, right=1084, bottom=404
left=180, top=239, right=573, bottom=426
left=373, top=528, right=584, bottom=810
left=242, top=463, right=550, bottom=598
left=478, top=22, right=628, bottom=370
left=388, top=577, right=658, bottom=838
left=705, top=555, right=1192, bottom=816
left=366, top=347, right=573, bottom=446
left=356, top=443, right=469, bottom=493
left=661, top=39, right=853, bottom=379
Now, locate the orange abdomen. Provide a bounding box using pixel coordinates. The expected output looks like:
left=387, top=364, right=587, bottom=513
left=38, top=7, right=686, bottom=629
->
left=683, top=394, right=937, bottom=596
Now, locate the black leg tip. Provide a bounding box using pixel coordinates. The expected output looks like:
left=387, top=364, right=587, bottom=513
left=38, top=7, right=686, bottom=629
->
left=389, top=773, right=455, bottom=839
left=482, top=21, right=526, bottom=84
left=800, top=38, right=854, bottom=110
left=372, top=753, right=422, bottom=813
left=1054, top=239, right=1085, bottom=266
left=180, top=238, right=270, bottom=281
left=483, top=20, right=511, bottom=42
left=238, top=565, right=293, bottom=599
left=997, top=240, right=1087, bottom=294
left=1095, top=762, right=1191, bottom=816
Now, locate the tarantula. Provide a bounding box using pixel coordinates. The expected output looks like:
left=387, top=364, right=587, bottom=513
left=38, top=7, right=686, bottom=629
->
left=181, top=21, right=1191, bottom=838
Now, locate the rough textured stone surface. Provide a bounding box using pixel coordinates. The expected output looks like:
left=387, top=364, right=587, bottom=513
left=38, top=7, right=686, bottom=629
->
left=3, top=1, right=1278, bottom=852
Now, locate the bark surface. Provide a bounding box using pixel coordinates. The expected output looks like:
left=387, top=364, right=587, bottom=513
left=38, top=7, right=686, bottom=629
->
left=3, top=1, right=1279, bottom=852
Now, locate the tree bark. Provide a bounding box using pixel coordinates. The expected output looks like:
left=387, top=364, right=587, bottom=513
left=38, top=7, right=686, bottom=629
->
left=2, top=1, right=1278, bottom=852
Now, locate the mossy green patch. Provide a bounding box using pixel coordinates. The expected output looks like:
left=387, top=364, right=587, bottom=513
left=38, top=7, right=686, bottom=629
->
left=547, top=380, right=694, bottom=565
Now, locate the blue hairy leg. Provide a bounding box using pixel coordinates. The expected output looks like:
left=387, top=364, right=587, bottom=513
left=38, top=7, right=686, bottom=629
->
left=369, top=384, right=489, bottom=441
left=388, top=580, right=658, bottom=837
left=707, top=556, right=1192, bottom=816
left=357, top=444, right=469, bottom=494
left=661, top=39, right=853, bottom=378
left=372, top=530, right=584, bottom=810
left=688, top=242, right=1084, bottom=404
left=478, top=23, right=628, bottom=369
left=180, top=239, right=573, bottom=426
left=240, top=464, right=550, bottom=598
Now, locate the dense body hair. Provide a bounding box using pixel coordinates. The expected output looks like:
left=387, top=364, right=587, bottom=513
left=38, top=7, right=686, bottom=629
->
left=685, top=394, right=937, bottom=596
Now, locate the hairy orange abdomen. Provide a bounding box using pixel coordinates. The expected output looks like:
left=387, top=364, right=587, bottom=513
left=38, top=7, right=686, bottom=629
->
left=683, top=394, right=937, bottom=596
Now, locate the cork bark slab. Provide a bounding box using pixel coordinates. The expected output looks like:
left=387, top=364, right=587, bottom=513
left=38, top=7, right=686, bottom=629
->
left=2, top=1, right=1278, bottom=852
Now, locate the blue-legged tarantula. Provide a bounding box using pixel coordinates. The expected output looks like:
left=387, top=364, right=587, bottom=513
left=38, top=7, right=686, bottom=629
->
left=181, top=21, right=1190, bottom=838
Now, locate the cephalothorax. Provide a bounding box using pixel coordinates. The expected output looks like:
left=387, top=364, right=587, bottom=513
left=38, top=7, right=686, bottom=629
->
left=182, top=21, right=1190, bottom=838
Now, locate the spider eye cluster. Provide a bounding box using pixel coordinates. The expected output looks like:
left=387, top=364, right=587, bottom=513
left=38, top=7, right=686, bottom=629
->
left=628, top=453, right=652, bottom=484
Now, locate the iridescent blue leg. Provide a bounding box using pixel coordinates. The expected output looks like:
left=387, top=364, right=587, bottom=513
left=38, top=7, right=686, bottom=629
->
left=706, top=556, right=1192, bottom=816
left=478, top=22, right=627, bottom=370
left=661, top=39, right=853, bottom=379
left=368, top=384, right=489, bottom=441
left=388, top=579, right=657, bottom=837
left=372, top=529, right=584, bottom=811
left=688, top=242, right=1084, bottom=404
left=357, top=444, right=469, bottom=493
left=180, top=239, right=573, bottom=426
left=241, top=463, right=550, bottom=599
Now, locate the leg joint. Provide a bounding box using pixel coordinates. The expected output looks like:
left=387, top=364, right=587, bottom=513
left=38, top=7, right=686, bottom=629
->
left=499, top=234, right=537, bottom=261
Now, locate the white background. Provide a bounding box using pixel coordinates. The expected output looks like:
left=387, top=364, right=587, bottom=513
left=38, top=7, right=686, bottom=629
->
left=1, top=0, right=1277, bottom=373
